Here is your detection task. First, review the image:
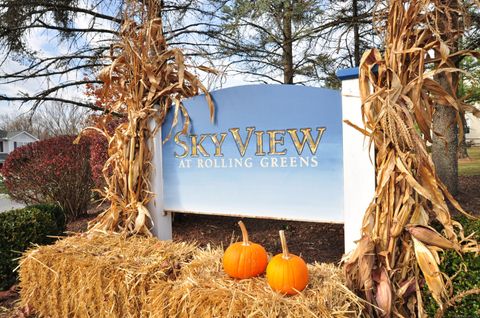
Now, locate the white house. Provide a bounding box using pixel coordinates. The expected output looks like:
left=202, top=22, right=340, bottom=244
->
left=466, top=112, right=480, bottom=146
left=0, top=130, right=39, bottom=167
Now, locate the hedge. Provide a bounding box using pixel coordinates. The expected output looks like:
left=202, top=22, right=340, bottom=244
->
left=425, top=216, right=480, bottom=317
left=28, top=203, right=66, bottom=233
left=0, top=205, right=64, bottom=290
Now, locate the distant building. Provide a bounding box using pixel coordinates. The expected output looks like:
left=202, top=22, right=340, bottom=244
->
left=0, top=130, right=39, bottom=168
left=466, top=111, right=480, bottom=146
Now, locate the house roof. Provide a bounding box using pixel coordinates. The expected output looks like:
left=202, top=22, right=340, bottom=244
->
left=6, top=131, right=24, bottom=138
left=0, top=130, right=39, bottom=141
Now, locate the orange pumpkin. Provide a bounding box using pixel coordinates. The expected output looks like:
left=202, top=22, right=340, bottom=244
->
left=223, top=221, right=268, bottom=279
left=266, top=230, right=308, bottom=295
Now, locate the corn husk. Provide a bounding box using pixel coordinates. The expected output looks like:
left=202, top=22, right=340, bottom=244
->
left=344, top=0, right=479, bottom=316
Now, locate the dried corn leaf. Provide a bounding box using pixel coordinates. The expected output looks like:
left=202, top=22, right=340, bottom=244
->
left=79, top=0, right=215, bottom=236
left=344, top=0, right=479, bottom=316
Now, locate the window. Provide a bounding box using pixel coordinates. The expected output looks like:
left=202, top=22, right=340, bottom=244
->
left=13, top=141, right=30, bottom=150
left=465, top=117, right=471, bottom=134
left=0, top=141, right=3, bottom=153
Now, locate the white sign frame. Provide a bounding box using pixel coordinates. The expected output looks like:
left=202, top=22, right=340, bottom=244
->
left=150, top=70, right=375, bottom=254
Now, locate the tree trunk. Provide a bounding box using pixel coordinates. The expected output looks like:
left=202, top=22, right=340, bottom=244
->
left=432, top=0, right=460, bottom=195
left=353, top=0, right=360, bottom=66
left=282, top=1, right=294, bottom=84
left=432, top=100, right=459, bottom=195
left=458, top=111, right=469, bottom=159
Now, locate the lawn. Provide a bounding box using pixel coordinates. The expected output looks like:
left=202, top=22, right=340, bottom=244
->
left=459, top=146, right=480, bottom=176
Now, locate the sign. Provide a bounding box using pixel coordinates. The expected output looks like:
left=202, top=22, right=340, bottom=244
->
left=162, top=84, right=344, bottom=222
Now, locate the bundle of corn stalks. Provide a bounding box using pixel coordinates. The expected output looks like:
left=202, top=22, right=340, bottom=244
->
left=344, top=1, right=479, bottom=317
left=78, top=0, right=214, bottom=236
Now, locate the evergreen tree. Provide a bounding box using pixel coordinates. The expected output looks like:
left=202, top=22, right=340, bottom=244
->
left=206, top=0, right=376, bottom=87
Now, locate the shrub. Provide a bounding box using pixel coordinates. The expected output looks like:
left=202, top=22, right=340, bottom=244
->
left=28, top=203, right=66, bottom=233
left=86, top=116, right=125, bottom=191
left=0, top=206, right=60, bottom=290
left=425, top=216, right=480, bottom=317
left=2, top=135, right=93, bottom=220
left=89, top=132, right=109, bottom=191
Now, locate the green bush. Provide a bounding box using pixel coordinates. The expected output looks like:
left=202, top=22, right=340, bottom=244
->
left=425, top=216, right=480, bottom=317
left=28, top=203, right=66, bottom=233
left=0, top=206, right=60, bottom=290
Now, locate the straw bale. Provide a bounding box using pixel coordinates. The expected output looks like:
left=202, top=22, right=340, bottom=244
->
left=147, top=247, right=365, bottom=318
left=19, top=234, right=364, bottom=317
left=19, top=234, right=197, bottom=318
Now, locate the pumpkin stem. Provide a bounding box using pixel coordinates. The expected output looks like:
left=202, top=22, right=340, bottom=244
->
left=238, top=221, right=250, bottom=246
left=279, top=230, right=290, bottom=259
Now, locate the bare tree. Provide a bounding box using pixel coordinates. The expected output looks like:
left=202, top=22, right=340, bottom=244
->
left=0, top=102, right=91, bottom=139
left=0, top=112, right=43, bottom=137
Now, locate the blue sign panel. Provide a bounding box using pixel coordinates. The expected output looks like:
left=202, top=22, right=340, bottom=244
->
left=162, top=84, right=343, bottom=222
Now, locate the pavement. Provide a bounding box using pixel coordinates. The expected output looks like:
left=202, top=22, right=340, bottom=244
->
left=0, top=194, right=25, bottom=212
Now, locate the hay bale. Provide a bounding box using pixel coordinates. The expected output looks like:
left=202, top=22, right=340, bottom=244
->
left=19, top=234, right=197, bottom=318
left=19, top=235, right=364, bottom=317
left=147, top=247, right=364, bottom=318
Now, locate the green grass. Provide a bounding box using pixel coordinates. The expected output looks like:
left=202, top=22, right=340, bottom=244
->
left=459, top=146, right=480, bottom=176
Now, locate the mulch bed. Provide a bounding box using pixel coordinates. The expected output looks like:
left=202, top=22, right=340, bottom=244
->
left=1, top=175, right=479, bottom=317
left=66, top=213, right=344, bottom=264
left=66, top=209, right=345, bottom=264
left=173, top=214, right=343, bottom=264
left=456, top=175, right=480, bottom=216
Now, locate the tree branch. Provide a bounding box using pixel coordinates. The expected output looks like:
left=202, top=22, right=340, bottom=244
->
left=0, top=1, right=123, bottom=24
left=0, top=95, right=123, bottom=116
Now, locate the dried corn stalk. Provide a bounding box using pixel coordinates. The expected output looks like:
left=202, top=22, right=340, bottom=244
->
left=344, top=1, right=479, bottom=317
left=78, top=0, right=214, bottom=236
